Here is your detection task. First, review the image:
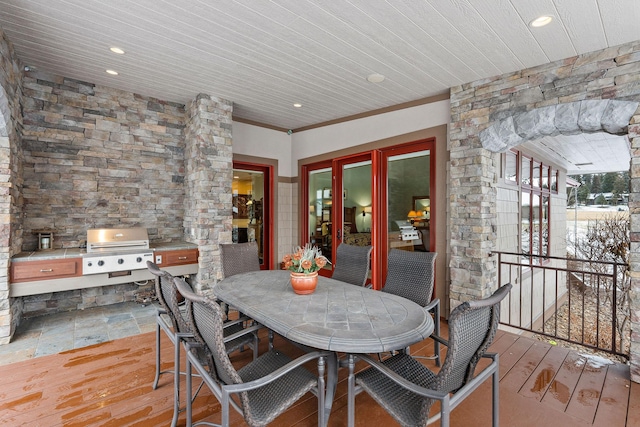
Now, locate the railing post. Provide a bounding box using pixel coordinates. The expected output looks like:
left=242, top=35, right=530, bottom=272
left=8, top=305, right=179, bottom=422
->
left=612, top=262, right=618, bottom=355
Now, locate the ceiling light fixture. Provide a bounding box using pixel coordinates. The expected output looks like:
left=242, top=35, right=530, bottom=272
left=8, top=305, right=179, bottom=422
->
left=109, top=47, right=125, bottom=54
left=106, top=69, right=119, bottom=75
left=367, top=73, right=385, bottom=83
left=529, top=15, right=553, bottom=27
left=293, top=103, right=302, bottom=108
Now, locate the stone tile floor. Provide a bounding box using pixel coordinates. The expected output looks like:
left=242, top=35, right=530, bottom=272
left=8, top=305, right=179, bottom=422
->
left=0, top=301, right=159, bottom=366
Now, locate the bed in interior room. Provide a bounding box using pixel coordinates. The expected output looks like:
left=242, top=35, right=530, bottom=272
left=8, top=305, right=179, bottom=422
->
left=343, top=206, right=372, bottom=246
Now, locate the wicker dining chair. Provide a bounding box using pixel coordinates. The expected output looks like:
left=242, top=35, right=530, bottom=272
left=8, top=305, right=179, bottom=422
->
left=220, top=241, right=261, bottom=278
left=348, top=283, right=512, bottom=427
left=174, top=277, right=329, bottom=427
left=219, top=241, right=273, bottom=347
left=382, top=249, right=440, bottom=365
left=219, top=242, right=260, bottom=314
left=331, top=243, right=373, bottom=287
left=147, top=262, right=257, bottom=427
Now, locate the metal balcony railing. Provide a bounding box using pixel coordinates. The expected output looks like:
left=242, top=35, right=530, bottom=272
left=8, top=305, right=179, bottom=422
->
left=494, top=251, right=630, bottom=360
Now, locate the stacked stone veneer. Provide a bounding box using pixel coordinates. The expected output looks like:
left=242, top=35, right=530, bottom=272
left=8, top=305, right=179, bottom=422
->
left=449, top=40, right=640, bottom=381
left=4, top=70, right=190, bottom=320
left=0, top=28, right=24, bottom=343
left=21, top=70, right=186, bottom=248
left=184, top=94, right=233, bottom=292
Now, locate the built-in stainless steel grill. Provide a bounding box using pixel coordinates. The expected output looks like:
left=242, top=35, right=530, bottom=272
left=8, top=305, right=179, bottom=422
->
left=83, top=227, right=154, bottom=275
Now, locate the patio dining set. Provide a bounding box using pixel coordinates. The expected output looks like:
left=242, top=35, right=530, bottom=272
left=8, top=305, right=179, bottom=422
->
left=148, top=241, right=511, bottom=427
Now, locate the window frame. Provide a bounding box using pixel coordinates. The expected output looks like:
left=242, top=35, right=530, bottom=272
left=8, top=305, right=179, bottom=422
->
left=502, top=150, right=556, bottom=264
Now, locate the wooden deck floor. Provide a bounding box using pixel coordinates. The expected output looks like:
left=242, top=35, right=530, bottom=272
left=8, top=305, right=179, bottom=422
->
left=0, top=324, right=638, bottom=426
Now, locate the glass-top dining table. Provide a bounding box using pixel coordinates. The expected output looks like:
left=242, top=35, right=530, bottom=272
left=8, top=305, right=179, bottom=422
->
left=215, top=270, right=434, bottom=425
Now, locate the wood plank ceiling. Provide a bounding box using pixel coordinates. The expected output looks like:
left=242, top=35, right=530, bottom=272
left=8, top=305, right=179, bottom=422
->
left=0, top=0, right=638, bottom=172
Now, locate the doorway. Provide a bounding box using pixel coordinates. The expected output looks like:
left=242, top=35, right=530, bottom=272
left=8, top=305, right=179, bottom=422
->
left=232, top=162, right=272, bottom=268
left=302, top=139, right=435, bottom=288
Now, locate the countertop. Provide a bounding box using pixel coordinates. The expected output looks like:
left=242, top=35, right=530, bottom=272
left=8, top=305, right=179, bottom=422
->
left=11, top=242, right=198, bottom=262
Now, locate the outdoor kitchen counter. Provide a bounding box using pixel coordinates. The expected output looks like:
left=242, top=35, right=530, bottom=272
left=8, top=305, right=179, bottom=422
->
left=9, top=242, right=199, bottom=297
left=11, top=242, right=198, bottom=262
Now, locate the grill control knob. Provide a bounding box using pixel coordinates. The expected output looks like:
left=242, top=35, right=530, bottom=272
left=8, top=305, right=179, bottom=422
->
left=97, top=260, right=105, bottom=266
left=87, top=261, right=93, bottom=267
left=136, top=257, right=143, bottom=263
left=118, top=258, right=125, bottom=265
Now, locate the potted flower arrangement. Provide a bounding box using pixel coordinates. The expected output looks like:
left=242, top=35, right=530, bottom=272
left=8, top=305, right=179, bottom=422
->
left=282, top=243, right=330, bottom=294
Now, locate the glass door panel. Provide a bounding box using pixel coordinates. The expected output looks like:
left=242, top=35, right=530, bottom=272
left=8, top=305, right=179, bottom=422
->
left=232, top=164, right=271, bottom=268
left=386, top=151, right=431, bottom=254
left=307, top=167, right=333, bottom=267
left=333, top=156, right=372, bottom=281
left=338, top=159, right=372, bottom=246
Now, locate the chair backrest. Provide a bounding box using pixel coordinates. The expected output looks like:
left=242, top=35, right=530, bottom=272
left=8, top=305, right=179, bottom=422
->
left=147, top=261, right=190, bottom=333
left=173, top=277, right=250, bottom=407
left=331, top=243, right=372, bottom=286
left=220, top=242, right=260, bottom=278
left=382, top=249, right=437, bottom=307
left=434, top=283, right=512, bottom=394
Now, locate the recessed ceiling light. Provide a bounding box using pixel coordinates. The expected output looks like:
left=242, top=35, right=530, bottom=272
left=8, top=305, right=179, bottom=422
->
left=293, top=103, right=302, bottom=108
left=109, top=47, right=125, bottom=54
left=106, top=69, right=119, bottom=75
left=530, top=15, right=553, bottom=27
left=367, top=73, right=385, bottom=83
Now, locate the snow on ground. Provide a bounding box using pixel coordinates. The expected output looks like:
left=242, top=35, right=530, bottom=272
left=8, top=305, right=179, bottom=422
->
left=566, top=204, right=628, bottom=246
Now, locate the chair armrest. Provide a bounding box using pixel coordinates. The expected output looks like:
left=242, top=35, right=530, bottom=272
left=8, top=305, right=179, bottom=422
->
left=430, top=334, right=449, bottom=347
left=224, top=350, right=331, bottom=393
left=176, top=331, right=195, bottom=340
left=425, top=298, right=439, bottom=312
left=223, top=323, right=263, bottom=343
left=355, top=354, right=449, bottom=400
left=482, top=352, right=497, bottom=361
left=183, top=340, right=204, bottom=352
left=223, top=316, right=252, bottom=329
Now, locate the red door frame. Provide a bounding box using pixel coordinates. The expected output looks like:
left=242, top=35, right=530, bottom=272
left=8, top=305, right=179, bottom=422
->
left=332, top=153, right=374, bottom=277
left=300, top=160, right=333, bottom=276
left=233, top=161, right=273, bottom=270
left=377, top=138, right=436, bottom=289
left=300, top=138, right=436, bottom=288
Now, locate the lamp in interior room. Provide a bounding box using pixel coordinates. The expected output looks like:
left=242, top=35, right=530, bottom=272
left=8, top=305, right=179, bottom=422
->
left=362, top=206, right=372, bottom=217
left=407, top=210, right=422, bottom=224
left=424, top=198, right=430, bottom=221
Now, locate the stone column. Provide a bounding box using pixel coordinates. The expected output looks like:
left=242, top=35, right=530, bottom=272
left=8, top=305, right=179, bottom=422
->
left=448, top=138, right=498, bottom=307
left=0, top=29, right=24, bottom=344
left=183, top=94, right=233, bottom=292
left=629, top=109, right=640, bottom=382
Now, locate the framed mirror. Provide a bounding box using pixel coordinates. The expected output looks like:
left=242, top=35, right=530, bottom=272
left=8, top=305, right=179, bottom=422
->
left=413, top=196, right=430, bottom=220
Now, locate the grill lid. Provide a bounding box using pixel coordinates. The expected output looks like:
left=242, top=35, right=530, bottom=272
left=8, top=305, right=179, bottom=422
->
left=86, top=227, right=149, bottom=253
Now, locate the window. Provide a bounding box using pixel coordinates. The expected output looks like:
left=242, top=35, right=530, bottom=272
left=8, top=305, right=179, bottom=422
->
left=505, top=150, right=556, bottom=263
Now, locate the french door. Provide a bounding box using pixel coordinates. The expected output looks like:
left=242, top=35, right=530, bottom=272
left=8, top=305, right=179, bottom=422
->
left=302, top=139, right=435, bottom=288
left=232, top=161, right=272, bottom=269
left=378, top=141, right=434, bottom=287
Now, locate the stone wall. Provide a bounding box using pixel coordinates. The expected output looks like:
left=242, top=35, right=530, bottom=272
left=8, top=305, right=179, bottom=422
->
left=449, top=40, right=640, bottom=381
left=21, top=70, right=186, bottom=250
left=0, top=27, right=24, bottom=344
left=183, top=94, right=233, bottom=292
left=21, top=282, right=151, bottom=318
